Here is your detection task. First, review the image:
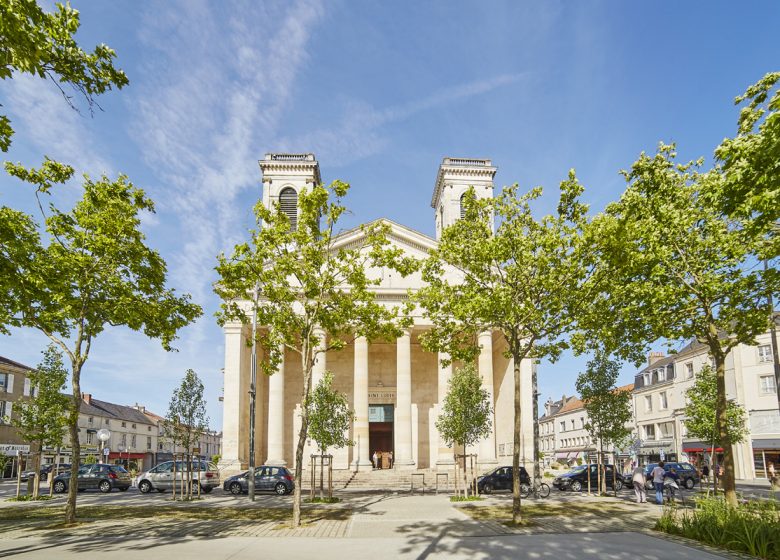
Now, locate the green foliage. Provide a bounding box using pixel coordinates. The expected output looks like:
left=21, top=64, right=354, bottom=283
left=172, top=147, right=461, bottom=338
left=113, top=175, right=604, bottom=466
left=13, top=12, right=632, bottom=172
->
left=83, top=454, right=96, bottom=465
left=12, top=344, right=70, bottom=449
left=450, top=495, right=483, bottom=502
left=164, top=369, right=209, bottom=455
left=684, top=365, right=747, bottom=446
left=656, top=496, right=780, bottom=560
left=416, top=174, right=592, bottom=524
left=0, top=0, right=128, bottom=151
left=7, top=494, right=54, bottom=502
left=574, top=355, right=633, bottom=451
left=436, top=364, right=492, bottom=448
left=715, top=72, right=780, bottom=261
left=211, top=454, right=221, bottom=465
left=308, top=372, right=354, bottom=454
left=215, top=180, right=414, bottom=527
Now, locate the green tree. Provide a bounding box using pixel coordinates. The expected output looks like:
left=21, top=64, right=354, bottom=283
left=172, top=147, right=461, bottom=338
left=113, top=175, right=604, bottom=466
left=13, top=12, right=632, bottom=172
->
left=575, top=355, right=632, bottom=494
left=0, top=0, right=128, bottom=151
left=0, top=160, right=202, bottom=523
left=164, top=369, right=209, bottom=500
left=585, top=144, right=776, bottom=506
left=684, top=365, right=747, bottom=474
left=308, top=371, right=354, bottom=499
left=83, top=454, right=96, bottom=465
left=415, top=175, right=592, bottom=524
left=436, top=363, right=492, bottom=497
left=215, top=180, right=415, bottom=527
left=11, top=344, right=69, bottom=498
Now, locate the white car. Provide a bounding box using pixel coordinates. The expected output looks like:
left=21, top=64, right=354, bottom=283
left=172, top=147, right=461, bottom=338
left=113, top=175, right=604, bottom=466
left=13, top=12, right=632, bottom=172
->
left=136, top=460, right=220, bottom=494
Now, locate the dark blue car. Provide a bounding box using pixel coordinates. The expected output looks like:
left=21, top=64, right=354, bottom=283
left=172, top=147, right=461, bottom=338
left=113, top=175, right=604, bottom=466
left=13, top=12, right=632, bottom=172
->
left=223, top=465, right=294, bottom=495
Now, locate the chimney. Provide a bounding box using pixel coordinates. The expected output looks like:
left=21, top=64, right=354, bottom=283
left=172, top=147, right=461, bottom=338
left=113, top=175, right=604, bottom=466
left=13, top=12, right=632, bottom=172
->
left=647, top=351, right=665, bottom=366
left=82, top=393, right=91, bottom=405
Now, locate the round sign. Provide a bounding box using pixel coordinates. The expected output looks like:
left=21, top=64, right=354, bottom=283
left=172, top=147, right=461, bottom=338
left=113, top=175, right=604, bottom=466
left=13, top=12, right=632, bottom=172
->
left=97, top=428, right=111, bottom=442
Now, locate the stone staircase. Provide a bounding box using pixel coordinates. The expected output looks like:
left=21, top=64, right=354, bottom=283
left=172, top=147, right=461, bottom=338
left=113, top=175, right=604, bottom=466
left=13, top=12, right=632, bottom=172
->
left=300, top=468, right=461, bottom=493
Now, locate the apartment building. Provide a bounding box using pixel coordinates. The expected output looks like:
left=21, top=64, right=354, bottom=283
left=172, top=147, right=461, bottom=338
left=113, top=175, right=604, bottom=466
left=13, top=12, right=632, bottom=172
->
left=633, top=332, right=779, bottom=479
left=138, top=407, right=222, bottom=463
left=0, top=356, right=34, bottom=473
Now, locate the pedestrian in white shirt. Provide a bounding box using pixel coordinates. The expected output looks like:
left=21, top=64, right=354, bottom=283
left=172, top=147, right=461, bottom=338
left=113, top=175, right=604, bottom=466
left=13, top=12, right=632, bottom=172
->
left=632, top=465, right=647, bottom=503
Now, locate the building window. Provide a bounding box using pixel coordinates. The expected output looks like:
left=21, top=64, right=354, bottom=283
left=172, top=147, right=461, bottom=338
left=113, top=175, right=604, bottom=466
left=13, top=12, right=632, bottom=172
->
left=132, top=423, right=136, bottom=429
left=0, top=401, right=7, bottom=422
left=120, top=433, right=127, bottom=446
left=644, top=424, right=656, bottom=440
left=642, top=372, right=650, bottom=386
left=121, top=422, right=126, bottom=428
left=131, top=435, right=136, bottom=448
left=86, top=432, right=94, bottom=444
left=760, top=375, right=777, bottom=395
left=148, top=426, right=152, bottom=432
left=657, top=368, right=666, bottom=382
left=560, top=421, right=565, bottom=432
left=758, top=345, right=773, bottom=363
left=147, top=436, right=152, bottom=450
left=88, top=417, right=93, bottom=425
left=105, top=419, right=110, bottom=425
left=459, top=193, right=467, bottom=220
left=279, top=187, right=298, bottom=231
left=570, top=419, right=575, bottom=430
left=580, top=417, right=585, bottom=428
left=645, top=395, right=653, bottom=412
left=659, top=391, right=668, bottom=410
left=660, top=422, right=674, bottom=439
left=685, top=362, right=694, bottom=379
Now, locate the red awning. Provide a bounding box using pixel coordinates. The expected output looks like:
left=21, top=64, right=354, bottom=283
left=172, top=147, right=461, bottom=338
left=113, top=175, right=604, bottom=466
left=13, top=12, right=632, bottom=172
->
left=683, top=447, right=723, bottom=453
left=107, top=452, right=147, bottom=459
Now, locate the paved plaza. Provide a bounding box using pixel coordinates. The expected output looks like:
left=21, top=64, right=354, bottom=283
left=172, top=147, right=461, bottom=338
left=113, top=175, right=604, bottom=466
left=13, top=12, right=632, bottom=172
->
left=0, top=485, right=752, bottom=559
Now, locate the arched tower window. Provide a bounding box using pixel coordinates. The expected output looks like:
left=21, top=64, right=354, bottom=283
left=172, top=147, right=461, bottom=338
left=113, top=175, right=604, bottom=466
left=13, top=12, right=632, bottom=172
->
left=279, top=187, right=298, bottom=231
left=460, top=193, right=467, bottom=220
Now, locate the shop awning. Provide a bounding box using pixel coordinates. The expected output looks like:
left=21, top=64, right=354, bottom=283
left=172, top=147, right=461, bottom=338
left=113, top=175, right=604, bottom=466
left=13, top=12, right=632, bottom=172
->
left=752, top=438, right=780, bottom=450
left=682, top=440, right=723, bottom=453
left=108, top=452, right=147, bottom=459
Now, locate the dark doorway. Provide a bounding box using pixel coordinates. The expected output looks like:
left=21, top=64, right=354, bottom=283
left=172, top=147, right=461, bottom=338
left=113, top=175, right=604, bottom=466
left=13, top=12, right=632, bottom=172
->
left=369, top=404, right=394, bottom=468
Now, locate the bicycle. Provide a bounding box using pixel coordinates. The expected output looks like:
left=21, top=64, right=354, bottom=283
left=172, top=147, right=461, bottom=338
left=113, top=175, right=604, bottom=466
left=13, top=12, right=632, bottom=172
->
left=520, top=480, right=551, bottom=499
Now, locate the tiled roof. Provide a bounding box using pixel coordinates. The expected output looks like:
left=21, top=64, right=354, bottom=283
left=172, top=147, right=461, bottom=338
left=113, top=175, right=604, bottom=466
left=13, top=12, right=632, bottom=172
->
left=79, top=397, right=155, bottom=425
left=0, top=356, right=33, bottom=371
left=546, top=384, right=634, bottom=417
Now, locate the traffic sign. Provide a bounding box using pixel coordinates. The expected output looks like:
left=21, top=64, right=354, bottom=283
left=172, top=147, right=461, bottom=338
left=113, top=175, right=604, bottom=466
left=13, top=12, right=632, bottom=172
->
left=103, top=447, right=110, bottom=456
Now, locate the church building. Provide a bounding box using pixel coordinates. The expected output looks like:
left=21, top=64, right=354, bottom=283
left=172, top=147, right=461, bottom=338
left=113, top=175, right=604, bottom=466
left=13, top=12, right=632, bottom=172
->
left=219, top=154, right=535, bottom=475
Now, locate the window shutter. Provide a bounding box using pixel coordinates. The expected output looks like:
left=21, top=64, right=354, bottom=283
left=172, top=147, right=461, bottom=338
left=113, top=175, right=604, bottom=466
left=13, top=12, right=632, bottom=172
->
left=279, top=188, right=298, bottom=231
left=7, top=374, right=13, bottom=393
left=5, top=402, right=12, bottom=421
left=23, top=378, right=30, bottom=397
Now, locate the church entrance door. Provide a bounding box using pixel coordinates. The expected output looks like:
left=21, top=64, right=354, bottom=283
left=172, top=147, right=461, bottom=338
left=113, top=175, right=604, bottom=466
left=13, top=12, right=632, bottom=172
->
left=368, top=404, right=394, bottom=468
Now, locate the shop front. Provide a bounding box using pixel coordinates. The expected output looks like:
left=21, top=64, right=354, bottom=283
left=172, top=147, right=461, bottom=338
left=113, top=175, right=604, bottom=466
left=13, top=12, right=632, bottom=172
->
left=638, top=441, right=677, bottom=465
left=751, top=438, right=780, bottom=479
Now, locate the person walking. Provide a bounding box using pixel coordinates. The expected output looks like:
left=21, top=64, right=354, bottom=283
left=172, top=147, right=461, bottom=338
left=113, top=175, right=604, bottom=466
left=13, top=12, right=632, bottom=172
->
left=701, top=463, right=710, bottom=484
left=632, top=464, right=647, bottom=503
left=651, top=461, right=666, bottom=505
left=372, top=451, right=378, bottom=470
left=663, top=467, right=680, bottom=503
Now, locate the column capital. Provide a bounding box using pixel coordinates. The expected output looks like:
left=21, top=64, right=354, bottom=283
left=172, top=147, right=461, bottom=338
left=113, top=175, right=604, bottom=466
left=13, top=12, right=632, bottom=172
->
left=478, top=331, right=493, bottom=343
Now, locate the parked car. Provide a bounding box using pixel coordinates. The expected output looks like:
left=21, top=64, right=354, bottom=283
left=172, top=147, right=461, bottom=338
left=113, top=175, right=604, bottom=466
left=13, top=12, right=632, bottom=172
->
left=223, top=466, right=295, bottom=496
left=21, top=463, right=74, bottom=482
left=643, top=462, right=700, bottom=490
left=52, top=464, right=132, bottom=493
left=552, top=464, right=625, bottom=492
left=136, top=460, right=221, bottom=494
left=476, top=466, right=531, bottom=494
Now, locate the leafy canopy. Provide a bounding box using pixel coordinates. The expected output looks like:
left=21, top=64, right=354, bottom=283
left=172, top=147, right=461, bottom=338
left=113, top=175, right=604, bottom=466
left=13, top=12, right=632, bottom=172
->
left=683, top=365, right=747, bottom=447
left=11, top=343, right=70, bottom=449
left=0, top=0, right=128, bottom=151
left=436, top=364, right=492, bottom=448
left=164, top=369, right=210, bottom=452
left=308, top=372, right=354, bottom=454
left=575, top=354, right=632, bottom=450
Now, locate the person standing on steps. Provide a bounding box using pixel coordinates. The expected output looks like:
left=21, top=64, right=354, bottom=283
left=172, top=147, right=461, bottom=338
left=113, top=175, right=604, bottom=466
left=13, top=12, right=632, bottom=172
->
left=651, top=461, right=666, bottom=505
left=632, top=463, right=647, bottom=503
left=372, top=451, right=378, bottom=470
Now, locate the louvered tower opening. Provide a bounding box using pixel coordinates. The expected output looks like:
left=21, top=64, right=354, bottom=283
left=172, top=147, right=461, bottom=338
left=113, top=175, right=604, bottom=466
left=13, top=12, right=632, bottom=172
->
left=460, top=193, right=467, bottom=220
left=279, top=187, right=298, bottom=231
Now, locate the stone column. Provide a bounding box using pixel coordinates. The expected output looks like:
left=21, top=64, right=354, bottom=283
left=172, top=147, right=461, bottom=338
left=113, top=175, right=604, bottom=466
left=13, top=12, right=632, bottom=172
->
left=219, top=322, right=250, bottom=474
left=266, top=344, right=286, bottom=466
left=478, top=331, right=498, bottom=464
left=436, top=351, right=455, bottom=466
left=352, top=336, right=372, bottom=469
left=395, top=330, right=414, bottom=467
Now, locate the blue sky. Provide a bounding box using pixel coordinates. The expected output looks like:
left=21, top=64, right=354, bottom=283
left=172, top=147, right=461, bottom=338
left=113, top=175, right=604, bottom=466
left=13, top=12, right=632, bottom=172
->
left=1, top=0, right=778, bottom=429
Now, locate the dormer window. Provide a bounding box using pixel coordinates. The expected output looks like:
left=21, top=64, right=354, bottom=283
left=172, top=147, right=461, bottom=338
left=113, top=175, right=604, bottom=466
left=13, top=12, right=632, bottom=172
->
left=279, top=187, right=298, bottom=231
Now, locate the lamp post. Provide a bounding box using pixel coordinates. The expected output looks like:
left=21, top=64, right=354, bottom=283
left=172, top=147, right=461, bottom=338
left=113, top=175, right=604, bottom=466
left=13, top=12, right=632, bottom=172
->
left=97, top=429, right=111, bottom=464
left=248, top=288, right=258, bottom=501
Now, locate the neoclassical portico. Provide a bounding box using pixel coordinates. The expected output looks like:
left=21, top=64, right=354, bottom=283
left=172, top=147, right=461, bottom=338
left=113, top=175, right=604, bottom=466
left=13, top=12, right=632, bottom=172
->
left=219, top=154, right=534, bottom=476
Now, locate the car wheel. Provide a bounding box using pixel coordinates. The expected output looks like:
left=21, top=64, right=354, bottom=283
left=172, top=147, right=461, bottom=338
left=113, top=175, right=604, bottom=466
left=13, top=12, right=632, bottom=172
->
left=570, top=480, right=582, bottom=492
left=99, top=480, right=112, bottom=493
left=138, top=480, right=152, bottom=494
left=201, top=484, right=213, bottom=494
left=685, top=477, right=695, bottom=490
left=614, top=480, right=623, bottom=491
left=229, top=482, right=243, bottom=495
left=275, top=482, right=288, bottom=496
left=53, top=480, right=66, bottom=494
left=482, top=483, right=493, bottom=495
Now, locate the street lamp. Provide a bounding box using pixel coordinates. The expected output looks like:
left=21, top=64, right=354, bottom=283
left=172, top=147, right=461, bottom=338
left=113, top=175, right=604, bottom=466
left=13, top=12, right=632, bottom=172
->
left=97, top=429, right=111, bottom=464
left=248, top=288, right=258, bottom=501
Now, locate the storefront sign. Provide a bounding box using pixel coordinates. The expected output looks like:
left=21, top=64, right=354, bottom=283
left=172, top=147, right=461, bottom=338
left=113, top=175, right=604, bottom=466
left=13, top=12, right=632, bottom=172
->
left=0, top=444, right=30, bottom=455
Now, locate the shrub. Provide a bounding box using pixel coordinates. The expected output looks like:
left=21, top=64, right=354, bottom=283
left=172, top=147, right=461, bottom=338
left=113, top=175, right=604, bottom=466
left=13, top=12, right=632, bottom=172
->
left=550, top=462, right=562, bottom=470
left=656, top=496, right=780, bottom=560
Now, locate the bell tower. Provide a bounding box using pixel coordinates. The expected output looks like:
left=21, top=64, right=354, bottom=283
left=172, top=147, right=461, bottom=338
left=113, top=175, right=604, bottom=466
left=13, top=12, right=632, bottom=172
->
left=259, top=153, right=321, bottom=231
left=431, top=157, right=497, bottom=240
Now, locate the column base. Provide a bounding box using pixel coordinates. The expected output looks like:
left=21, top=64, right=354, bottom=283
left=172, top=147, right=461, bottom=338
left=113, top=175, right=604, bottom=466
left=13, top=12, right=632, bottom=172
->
left=394, top=460, right=417, bottom=470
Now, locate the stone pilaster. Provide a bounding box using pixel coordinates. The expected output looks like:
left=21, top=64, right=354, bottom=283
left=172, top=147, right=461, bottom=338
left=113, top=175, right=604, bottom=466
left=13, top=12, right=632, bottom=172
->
left=352, top=336, right=372, bottom=469
left=477, top=331, right=498, bottom=465
left=266, top=343, right=286, bottom=466
left=219, top=322, right=250, bottom=475
left=395, top=330, right=415, bottom=467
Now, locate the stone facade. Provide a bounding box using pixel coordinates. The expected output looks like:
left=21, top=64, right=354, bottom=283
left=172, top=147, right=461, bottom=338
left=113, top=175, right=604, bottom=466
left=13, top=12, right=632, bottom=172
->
left=219, top=154, right=535, bottom=475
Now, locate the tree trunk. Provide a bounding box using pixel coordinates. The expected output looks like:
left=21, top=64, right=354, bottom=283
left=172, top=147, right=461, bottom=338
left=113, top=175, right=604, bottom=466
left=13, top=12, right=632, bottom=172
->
left=532, top=364, right=540, bottom=499
left=65, top=362, right=82, bottom=524
left=712, top=348, right=738, bottom=506
left=292, top=350, right=313, bottom=528
left=33, top=448, right=42, bottom=499
left=511, top=348, right=523, bottom=525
